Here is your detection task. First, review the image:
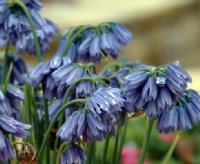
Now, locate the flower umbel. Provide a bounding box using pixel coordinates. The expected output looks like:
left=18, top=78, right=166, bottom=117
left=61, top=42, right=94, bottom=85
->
left=123, top=61, right=192, bottom=117
left=158, top=89, right=200, bottom=133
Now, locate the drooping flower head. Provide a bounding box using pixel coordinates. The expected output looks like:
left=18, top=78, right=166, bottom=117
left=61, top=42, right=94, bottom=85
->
left=123, top=61, right=192, bottom=117
left=58, top=22, right=132, bottom=64
left=0, top=0, right=57, bottom=54
left=0, top=85, right=31, bottom=162
left=158, top=89, right=200, bottom=133
left=60, top=145, right=86, bottom=164
left=57, top=87, right=125, bottom=143
left=78, top=23, right=132, bottom=63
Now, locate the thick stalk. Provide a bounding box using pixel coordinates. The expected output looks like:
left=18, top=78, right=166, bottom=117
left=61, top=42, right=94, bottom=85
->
left=13, top=0, right=43, bottom=62
left=102, top=134, right=111, bottom=164
left=112, top=124, right=121, bottom=164
left=30, top=92, right=40, bottom=152
left=37, top=99, right=86, bottom=162
left=43, top=98, right=50, bottom=164
left=163, top=134, right=180, bottom=164
left=138, top=118, right=154, bottom=164
left=86, top=142, right=96, bottom=164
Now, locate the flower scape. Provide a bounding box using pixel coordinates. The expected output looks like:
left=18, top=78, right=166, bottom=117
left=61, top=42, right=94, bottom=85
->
left=0, top=0, right=199, bottom=163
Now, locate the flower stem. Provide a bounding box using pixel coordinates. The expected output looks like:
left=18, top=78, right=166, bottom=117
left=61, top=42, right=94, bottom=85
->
left=2, top=64, right=13, bottom=95
left=52, top=114, right=64, bottom=164
left=163, top=134, right=180, bottom=164
left=102, top=134, right=111, bottom=164
left=112, top=124, right=121, bottom=164
left=2, top=39, right=10, bottom=84
left=37, top=99, right=87, bottom=163
left=86, top=142, right=96, bottom=164
left=138, top=118, right=154, bottom=164
left=56, top=143, right=68, bottom=164
left=43, top=98, right=50, bottom=164
left=14, top=0, right=43, bottom=62
left=117, top=118, right=128, bottom=163
left=30, top=91, right=40, bottom=152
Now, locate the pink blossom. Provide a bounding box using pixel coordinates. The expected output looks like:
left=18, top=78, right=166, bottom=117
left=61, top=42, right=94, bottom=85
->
left=121, top=146, right=140, bottom=164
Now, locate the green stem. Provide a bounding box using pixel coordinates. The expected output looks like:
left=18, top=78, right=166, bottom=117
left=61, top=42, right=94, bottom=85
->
left=2, top=64, right=13, bottom=95
left=13, top=0, right=43, bottom=62
left=30, top=92, right=40, bottom=152
left=2, top=39, right=10, bottom=84
left=56, top=143, right=68, bottom=164
left=52, top=114, right=64, bottom=164
left=112, top=124, right=121, bottom=164
left=163, top=134, right=180, bottom=164
left=37, top=99, right=86, bottom=163
left=138, top=118, right=154, bottom=164
left=102, top=134, right=111, bottom=164
left=23, top=83, right=34, bottom=144
left=44, top=98, right=50, bottom=164
left=117, top=118, right=128, bottom=163
left=87, top=142, right=95, bottom=164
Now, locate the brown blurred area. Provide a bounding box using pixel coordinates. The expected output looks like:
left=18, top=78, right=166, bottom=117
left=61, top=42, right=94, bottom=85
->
left=16, top=0, right=200, bottom=89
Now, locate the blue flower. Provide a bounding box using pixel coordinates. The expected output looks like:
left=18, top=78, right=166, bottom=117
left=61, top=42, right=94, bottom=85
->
left=57, top=110, right=107, bottom=142
left=48, top=100, right=62, bottom=121
left=123, top=61, right=192, bottom=117
left=0, top=85, right=24, bottom=120
left=28, top=61, right=51, bottom=87
left=5, top=85, right=24, bottom=120
left=0, top=0, right=57, bottom=55
left=0, top=114, right=31, bottom=137
left=86, top=87, right=124, bottom=117
left=57, top=87, right=125, bottom=142
left=158, top=89, right=200, bottom=133
left=75, top=81, right=96, bottom=99
left=50, top=64, right=89, bottom=99
left=58, top=22, right=133, bottom=63
left=0, top=131, right=14, bottom=162
left=60, top=145, right=86, bottom=164
left=0, top=86, right=31, bottom=162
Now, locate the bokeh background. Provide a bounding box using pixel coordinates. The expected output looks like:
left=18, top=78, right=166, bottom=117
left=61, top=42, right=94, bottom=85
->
left=24, top=0, right=200, bottom=163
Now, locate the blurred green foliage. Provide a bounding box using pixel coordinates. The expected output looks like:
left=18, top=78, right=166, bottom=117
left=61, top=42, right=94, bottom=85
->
left=94, top=114, right=200, bottom=163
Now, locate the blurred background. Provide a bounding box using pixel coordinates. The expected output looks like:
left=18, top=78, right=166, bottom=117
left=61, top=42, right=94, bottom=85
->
left=26, top=0, right=200, bottom=163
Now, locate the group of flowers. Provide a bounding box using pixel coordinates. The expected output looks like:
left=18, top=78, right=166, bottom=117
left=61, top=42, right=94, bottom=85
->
left=0, top=0, right=200, bottom=163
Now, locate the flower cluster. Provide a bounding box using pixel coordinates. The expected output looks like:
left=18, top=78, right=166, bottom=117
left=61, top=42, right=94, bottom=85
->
left=0, top=0, right=57, bottom=54
left=123, top=61, right=192, bottom=117
left=57, top=88, right=125, bottom=143
left=0, top=86, right=31, bottom=162
left=158, top=89, right=200, bottom=133
left=59, top=22, right=132, bottom=63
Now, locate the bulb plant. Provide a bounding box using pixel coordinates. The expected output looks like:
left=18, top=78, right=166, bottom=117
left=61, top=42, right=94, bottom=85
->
left=0, top=0, right=199, bottom=164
